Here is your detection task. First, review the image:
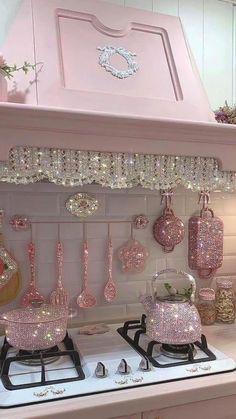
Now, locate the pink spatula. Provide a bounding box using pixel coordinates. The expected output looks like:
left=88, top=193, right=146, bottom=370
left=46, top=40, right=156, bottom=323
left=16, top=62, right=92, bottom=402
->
left=21, top=241, right=45, bottom=307
left=104, top=225, right=116, bottom=302
left=50, top=240, right=69, bottom=306
left=77, top=224, right=97, bottom=308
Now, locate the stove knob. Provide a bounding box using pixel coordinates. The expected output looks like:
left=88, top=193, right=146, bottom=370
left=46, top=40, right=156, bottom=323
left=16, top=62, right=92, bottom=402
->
left=139, top=357, right=152, bottom=372
left=117, top=358, right=131, bottom=375
left=95, top=362, right=108, bottom=378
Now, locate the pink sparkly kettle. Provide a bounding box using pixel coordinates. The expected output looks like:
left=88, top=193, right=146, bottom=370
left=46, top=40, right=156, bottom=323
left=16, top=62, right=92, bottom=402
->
left=140, top=269, right=202, bottom=345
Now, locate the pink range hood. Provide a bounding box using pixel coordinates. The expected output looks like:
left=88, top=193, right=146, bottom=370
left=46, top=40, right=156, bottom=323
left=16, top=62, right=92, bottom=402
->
left=0, top=0, right=236, bottom=171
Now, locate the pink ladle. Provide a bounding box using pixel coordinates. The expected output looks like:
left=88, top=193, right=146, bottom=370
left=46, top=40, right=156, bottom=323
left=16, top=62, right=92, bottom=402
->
left=104, top=226, right=116, bottom=302
left=21, top=241, right=45, bottom=307
left=77, top=225, right=96, bottom=308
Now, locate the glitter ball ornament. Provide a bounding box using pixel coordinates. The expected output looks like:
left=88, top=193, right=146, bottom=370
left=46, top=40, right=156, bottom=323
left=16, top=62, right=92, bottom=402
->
left=118, top=238, right=149, bottom=273
left=133, top=214, right=149, bottom=230
left=10, top=215, right=31, bottom=232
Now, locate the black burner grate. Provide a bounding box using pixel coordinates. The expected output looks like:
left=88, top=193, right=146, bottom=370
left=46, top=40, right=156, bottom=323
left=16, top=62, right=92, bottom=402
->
left=0, top=333, right=85, bottom=390
left=117, top=315, right=217, bottom=368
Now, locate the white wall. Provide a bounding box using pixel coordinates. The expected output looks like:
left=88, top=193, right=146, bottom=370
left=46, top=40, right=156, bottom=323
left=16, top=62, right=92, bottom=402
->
left=1, top=183, right=236, bottom=325
left=106, top=0, right=236, bottom=110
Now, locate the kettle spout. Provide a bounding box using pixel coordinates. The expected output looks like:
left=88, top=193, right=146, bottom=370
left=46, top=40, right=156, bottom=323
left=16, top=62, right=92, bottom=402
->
left=139, top=293, right=153, bottom=313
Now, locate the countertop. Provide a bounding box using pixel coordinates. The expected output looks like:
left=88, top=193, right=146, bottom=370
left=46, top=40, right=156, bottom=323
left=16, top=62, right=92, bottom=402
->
left=2, top=324, right=236, bottom=419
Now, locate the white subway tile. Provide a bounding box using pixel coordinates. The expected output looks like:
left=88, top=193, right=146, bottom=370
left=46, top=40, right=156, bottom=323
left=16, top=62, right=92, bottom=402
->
left=62, top=239, right=82, bottom=262
left=87, top=239, right=107, bottom=261
left=60, top=223, right=83, bottom=239
left=0, top=193, right=10, bottom=213
left=126, top=303, right=143, bottom=318
left=3, top=183, right=236, bottom=324
left=37, top=240, right=56, bottom=263
left=224, top=236, right=236, bottom=255
left=112, top=281, right=146, bottom=304
left=83, top=305, right=126, bottom=322
left=35, top=224, right=58, bottom=240
left=86, top=222, right=108, bottom=238
left=110, top=222, right=131, bottom=238
left=8, top=240, right=28, bottom=262
left=218, top=256, right=236, bottom=275
left=9, top=193, right=60, bottom=216
left=106, top=195, right=147, bottom=216
left=166, top=257, right=189, bottom=272
left=222, top=217, right=236, bottom=235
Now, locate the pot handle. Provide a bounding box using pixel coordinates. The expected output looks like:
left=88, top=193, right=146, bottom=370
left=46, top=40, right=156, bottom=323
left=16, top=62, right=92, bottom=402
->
left=152, top=268, right=196, bottom=303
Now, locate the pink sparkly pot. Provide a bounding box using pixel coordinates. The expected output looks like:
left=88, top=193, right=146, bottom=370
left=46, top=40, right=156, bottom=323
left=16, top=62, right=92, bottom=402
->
left=140, top=269, right=202, bottom=345
left=0, top=303, right=68, bottom=351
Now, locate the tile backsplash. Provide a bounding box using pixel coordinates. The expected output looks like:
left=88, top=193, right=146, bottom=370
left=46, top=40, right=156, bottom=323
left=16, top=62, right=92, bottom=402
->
left=1, top=182, right=236, bottom=325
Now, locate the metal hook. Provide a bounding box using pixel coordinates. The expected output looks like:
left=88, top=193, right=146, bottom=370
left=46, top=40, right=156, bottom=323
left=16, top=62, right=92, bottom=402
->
left=198, top=191, right=210, bottom=210
left=160, top=189, right=173, bottom=211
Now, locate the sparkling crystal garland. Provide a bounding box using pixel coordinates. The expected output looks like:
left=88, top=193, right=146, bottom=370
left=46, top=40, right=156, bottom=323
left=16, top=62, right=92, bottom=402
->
left=0, top=146, right=236, bottom=191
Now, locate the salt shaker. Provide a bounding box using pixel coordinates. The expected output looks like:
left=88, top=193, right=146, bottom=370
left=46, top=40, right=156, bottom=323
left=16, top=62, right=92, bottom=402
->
left=197, top=288, right=216, bottom=325
left=215, top=278, right=235, bottom=324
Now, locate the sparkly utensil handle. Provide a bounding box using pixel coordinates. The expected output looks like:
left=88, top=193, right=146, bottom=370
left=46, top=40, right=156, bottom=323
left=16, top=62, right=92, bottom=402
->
left=152, top=268, right=196, bottom=303
left=57, top=242, right=63, bottom=287
left=108, top=239, right=113, bottom=283
left=28, top=241, right=36, bottom=287
left=83, top=240, right=89, bottom=289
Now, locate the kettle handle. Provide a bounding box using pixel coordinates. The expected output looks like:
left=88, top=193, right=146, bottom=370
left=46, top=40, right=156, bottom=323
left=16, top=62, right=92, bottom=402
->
left=152, top=268, right=196, bottom=303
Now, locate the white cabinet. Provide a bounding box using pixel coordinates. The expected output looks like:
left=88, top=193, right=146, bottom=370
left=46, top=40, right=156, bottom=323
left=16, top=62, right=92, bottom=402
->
left=142, top=394, right=236, bottom=419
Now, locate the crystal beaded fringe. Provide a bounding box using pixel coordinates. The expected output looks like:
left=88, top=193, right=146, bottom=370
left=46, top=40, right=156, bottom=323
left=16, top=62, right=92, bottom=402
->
left=0, top=146, right=235, bottom=191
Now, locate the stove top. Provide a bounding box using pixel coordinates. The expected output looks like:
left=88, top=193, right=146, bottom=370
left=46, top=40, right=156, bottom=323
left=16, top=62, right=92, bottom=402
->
left=0, top=317, right=235, bottom=408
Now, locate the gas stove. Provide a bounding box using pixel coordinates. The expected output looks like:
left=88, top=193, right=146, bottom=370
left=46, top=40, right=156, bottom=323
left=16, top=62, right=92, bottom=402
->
left=0, top=317, right=235, bottom=408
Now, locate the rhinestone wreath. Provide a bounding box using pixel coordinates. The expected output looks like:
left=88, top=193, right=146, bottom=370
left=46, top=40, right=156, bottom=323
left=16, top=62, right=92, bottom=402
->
left=0, top=146, right=236, bottom=191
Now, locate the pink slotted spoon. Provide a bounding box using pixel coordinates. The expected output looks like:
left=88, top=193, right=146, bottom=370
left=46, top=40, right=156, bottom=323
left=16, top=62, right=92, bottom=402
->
left=21, top=241, right=45, bottom=307
left=77, top=224, right=97, bottom=308
left=104, top=225, right=116, bottom=302
left=50, top=240, right=69, bottom=306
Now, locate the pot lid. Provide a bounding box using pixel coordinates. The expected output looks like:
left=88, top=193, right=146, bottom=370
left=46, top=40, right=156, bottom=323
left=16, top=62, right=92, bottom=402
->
left=1, top=304, right=68, bottom=324
left=155, top=295, right=188, bottom=303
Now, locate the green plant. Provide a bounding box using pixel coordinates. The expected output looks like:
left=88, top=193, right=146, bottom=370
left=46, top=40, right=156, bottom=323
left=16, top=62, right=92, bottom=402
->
left=0, top=54, right=40, bottom=79
left=164, top=282, right=193, bottom=301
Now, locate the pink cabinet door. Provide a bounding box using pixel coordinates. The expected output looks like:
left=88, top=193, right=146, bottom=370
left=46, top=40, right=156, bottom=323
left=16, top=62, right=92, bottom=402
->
left=32, top=0, right=213, bottom=122
left=142, top=394, right=236, bottom=419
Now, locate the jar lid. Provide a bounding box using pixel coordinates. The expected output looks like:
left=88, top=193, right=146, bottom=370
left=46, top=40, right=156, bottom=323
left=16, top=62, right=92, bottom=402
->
left=199, top=288, right=215, bottom=301
left=216, top=278, right=233, bottom=289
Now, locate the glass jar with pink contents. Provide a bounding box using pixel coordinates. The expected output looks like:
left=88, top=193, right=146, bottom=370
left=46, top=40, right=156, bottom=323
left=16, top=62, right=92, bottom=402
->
left=197, top=288, right=216, bottom=325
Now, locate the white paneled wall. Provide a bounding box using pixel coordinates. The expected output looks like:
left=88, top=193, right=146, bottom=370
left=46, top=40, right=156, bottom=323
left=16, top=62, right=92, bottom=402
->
left=1, top=183, right=236, bottom=325
left=104, top=0, right=236, bottom=109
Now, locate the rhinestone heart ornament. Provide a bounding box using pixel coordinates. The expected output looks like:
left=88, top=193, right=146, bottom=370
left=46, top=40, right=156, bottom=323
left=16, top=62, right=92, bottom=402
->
left=118, top=227, right=149, bottom=273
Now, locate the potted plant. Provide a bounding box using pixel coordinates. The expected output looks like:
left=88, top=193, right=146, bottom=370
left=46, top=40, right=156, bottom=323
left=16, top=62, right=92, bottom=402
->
left=0, top=53, right=38, bottom=102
